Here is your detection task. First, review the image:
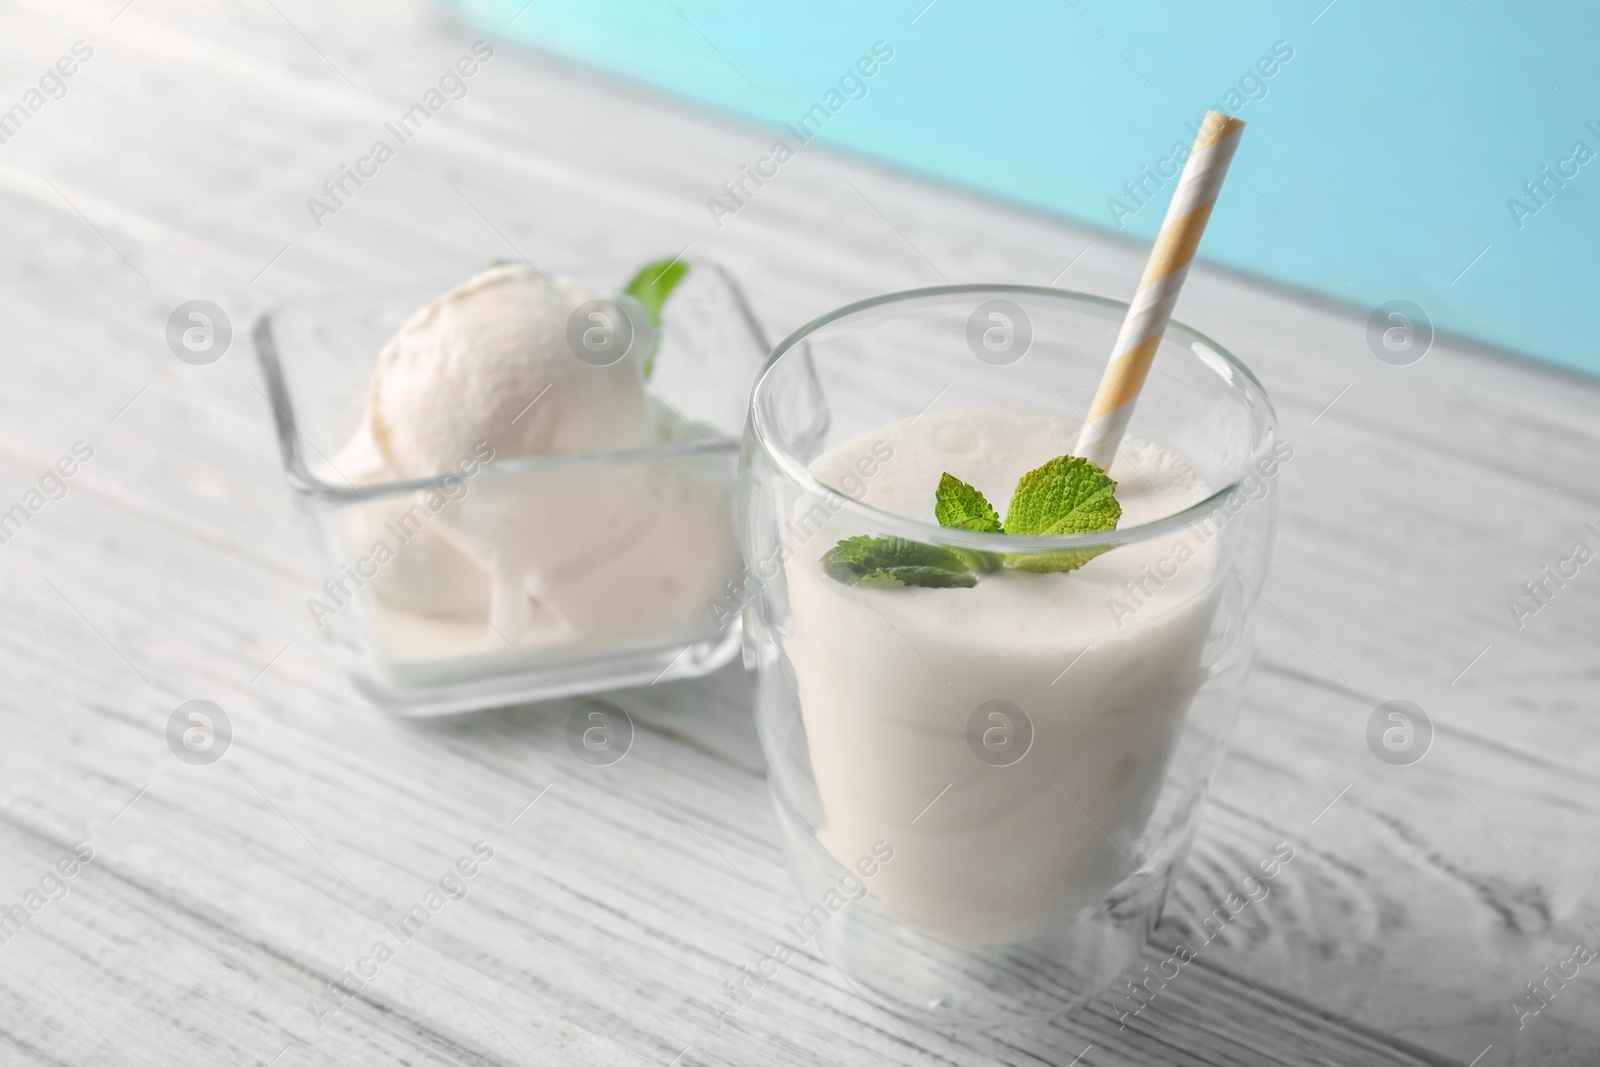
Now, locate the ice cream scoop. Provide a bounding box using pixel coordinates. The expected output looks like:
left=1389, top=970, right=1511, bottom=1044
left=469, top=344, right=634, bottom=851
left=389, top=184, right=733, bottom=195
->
left=367, top=262, right=659, bottom=478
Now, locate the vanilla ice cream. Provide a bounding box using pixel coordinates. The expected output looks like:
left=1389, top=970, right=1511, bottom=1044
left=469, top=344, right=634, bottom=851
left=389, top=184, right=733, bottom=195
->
left=784, top=409, right=1220, bottom=945
left=365, top=264, right=658, bottom=478
left=324, top=263, right=736, bottom=685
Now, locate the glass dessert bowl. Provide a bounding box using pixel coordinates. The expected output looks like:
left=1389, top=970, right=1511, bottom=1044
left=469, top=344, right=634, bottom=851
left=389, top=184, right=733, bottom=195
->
left=738, top=285, right=1280, bottom=1029
left=256, top=256, right=767, bottom=716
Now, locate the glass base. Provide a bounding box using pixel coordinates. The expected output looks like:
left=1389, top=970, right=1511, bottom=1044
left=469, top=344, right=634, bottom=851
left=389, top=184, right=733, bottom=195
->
left=772, top=795, right=1187, bottom=1033
left=344, top=621, right=742, bottom=717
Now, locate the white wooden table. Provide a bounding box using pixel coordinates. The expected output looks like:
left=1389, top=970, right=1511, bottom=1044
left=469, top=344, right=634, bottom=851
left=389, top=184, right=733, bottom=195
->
left=2, top=2, right=1596, bottom=1064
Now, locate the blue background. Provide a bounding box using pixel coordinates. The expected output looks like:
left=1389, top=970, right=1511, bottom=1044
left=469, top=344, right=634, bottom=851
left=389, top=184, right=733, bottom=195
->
left=455, top=0, right=1600, bottom=377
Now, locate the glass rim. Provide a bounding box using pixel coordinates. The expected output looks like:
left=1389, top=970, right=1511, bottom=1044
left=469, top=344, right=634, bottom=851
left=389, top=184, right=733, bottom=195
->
left=748, top=283, right=1278, bottom=553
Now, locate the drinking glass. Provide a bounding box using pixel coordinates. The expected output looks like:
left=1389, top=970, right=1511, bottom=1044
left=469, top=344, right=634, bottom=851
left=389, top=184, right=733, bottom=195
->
left=737, top=285, right=1280, bottom=1029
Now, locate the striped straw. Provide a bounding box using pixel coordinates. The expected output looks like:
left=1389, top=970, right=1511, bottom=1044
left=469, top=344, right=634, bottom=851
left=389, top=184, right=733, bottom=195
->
left=1074, top=110, right=1246, bottom=470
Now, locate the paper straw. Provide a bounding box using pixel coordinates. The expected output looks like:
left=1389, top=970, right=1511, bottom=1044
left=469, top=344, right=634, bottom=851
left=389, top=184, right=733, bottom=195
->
left=1074, top=110, right=1246, bottom=470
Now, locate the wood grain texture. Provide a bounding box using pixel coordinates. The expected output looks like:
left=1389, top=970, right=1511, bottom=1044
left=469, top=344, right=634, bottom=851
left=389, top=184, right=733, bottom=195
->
left=0, top=1, right=1596, bottom=1065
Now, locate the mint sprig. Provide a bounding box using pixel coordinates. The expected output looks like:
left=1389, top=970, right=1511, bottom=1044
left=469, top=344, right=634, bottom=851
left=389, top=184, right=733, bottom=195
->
left=625, top=258, right=690, bottom=379
left=929, top=457, right=1121, bottom=540
left=819, top=454, right=1121, bottom=591
left=624, top=258, right=689, bottom=325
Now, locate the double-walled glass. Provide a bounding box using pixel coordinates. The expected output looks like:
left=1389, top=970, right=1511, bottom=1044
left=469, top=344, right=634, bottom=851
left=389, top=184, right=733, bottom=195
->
left=255, top=258, right=766, bottom=717
left=738, top=286, right=1280, bottom=1029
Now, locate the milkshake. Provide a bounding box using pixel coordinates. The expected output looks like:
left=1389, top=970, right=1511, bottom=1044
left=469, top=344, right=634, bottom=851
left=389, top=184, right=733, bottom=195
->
left=784, top=409, right=1220, bottom=945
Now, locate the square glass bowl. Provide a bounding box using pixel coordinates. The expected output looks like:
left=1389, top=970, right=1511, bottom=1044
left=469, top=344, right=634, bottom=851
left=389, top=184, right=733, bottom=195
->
left=254, top=257, right=767, bottom=717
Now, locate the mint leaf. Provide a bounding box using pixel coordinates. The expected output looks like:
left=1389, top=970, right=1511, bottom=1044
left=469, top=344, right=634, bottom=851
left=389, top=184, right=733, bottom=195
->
left=624, top=258, right=689, bottom=325
left=1002, top=455, right=1120, bottom=573
left=858, top=566, right=979, bottom=589
left=1005, top=545, right=1114, bottom=573
left=1004, top=456, right=1121, bottom=535
left=625, top=258, right=689, bottom=380
left=822, top=535, right=976, bottom=589
left=935, top=474, right=1003, bottom=533
left=932, top=474, right=1004, bottom=573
